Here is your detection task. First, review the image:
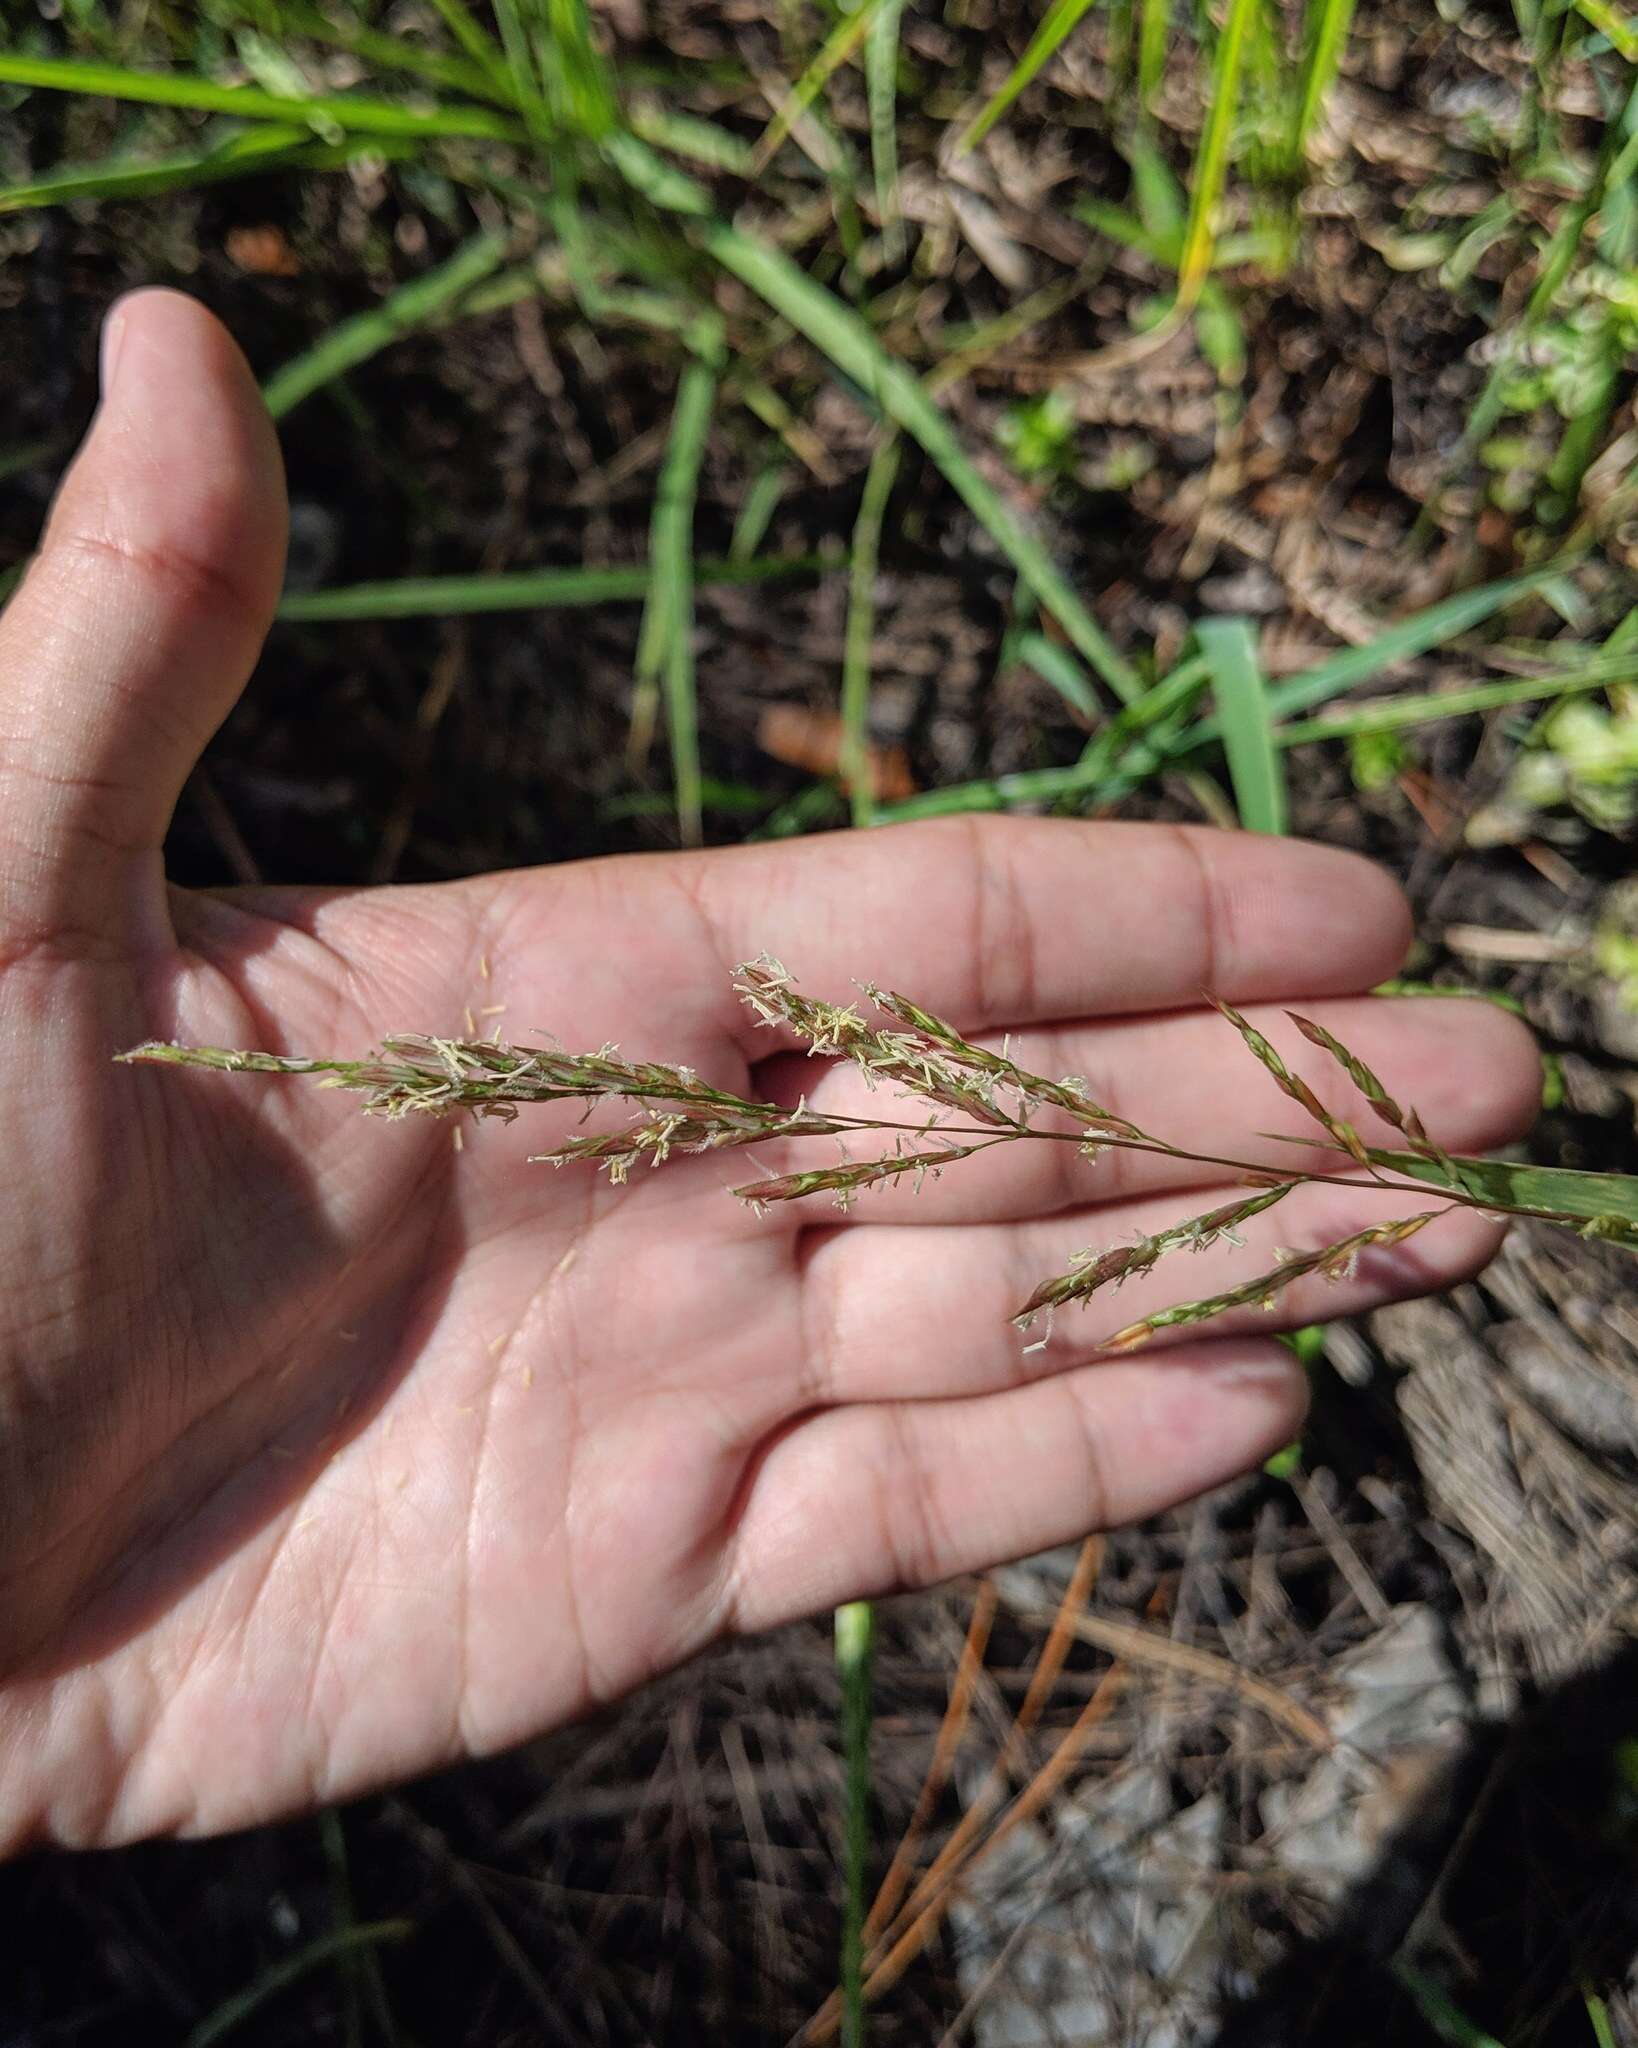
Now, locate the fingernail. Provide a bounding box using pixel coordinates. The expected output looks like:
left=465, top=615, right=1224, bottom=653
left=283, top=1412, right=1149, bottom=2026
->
left=99, top=304, right=129, bottom=397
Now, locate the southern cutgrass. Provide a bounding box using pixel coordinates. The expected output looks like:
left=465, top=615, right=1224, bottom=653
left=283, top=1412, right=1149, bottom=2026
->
left=8, top=9, right=1635, bottom=2034
left=123, top=959, right=1638, bottom=1356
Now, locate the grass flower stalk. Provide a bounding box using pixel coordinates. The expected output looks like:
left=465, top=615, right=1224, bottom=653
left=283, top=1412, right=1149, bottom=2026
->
left=124, top=962, right=1638, bottom=1351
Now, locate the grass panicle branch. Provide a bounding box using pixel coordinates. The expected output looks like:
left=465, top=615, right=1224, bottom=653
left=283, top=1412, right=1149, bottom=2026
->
left=124, top=962, right=1638, bottom=1343
left=1100, top=1208, right=1442, bottom=1352
left=1015, top=1180, right=1299, bottom=1323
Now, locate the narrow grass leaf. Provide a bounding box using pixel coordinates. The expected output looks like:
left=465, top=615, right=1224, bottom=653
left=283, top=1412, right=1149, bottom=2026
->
left=1586, top=1990, right=1619, bottom=2048
left=274, top=3, right=513, bottom=106
left=1198, top=615, right=1286, bottom=832
left=1389, top=1960, right=1509, bottom=2048
left=835, top=1599, right=875, bottom=2048
left=866, top=0, right=908, bottom=265
left=1177, top=562, right=1576, bottom=754
left=729, top=464, right=790, bottom=562
left=1571, top=0, right=1638, bottom=57
left=1368, top=1150, right=1638, bottom=1233
left=636, top=357, right=718, bottom=846
left=1177, top=0, right=1259, bottom=304
left=1123, top=126, right=1186, bottom=247
left=0, top=127, right=408, bottom=214
left=753, top=0, right=885, bottom=170
left=539, top=0, right=618, bottom=136
left=954, top=0, right=1106, bottom=156
left=874, top=657, right=1206, bottom=819
left=1013, top=631, right=1099, bottom=718
left=1137, top=0, right=1173, bottom=117
left=0, top=52, right=523, bottom=142
left=262, top=229, right=510, bottom=421
left=605, top=135, right=1139, bottom=704
left=841, top=434, right=902, bottom=825
left=277, top=556, right=820, bottom=622
left=629, top=102, right=755, bottom=172
left=184, top=1923, right=413, bottom=2048
left=1275, top=656, right=1635, bottom=747
left=425, top=0, right=520, bottom=91
left=491, top=0, right=555, bottom=143
left=1287, top=0, right=1358, bottom=169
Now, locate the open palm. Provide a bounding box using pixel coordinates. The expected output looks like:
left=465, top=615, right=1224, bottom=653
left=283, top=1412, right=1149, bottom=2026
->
left=0, top=294, right=1539, bottom=1852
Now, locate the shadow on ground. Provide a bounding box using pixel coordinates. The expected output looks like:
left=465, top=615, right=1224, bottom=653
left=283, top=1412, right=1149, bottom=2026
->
left=1213, top=1640, right=1638, bottom=2048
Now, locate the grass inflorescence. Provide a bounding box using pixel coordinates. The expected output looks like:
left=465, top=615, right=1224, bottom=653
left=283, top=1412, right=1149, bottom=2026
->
left=123, top=960, right=1638, bottom=1353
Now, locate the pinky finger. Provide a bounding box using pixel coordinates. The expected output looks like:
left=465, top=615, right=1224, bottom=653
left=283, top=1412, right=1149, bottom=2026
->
left=723, top=1339, right=1309, bottom=1632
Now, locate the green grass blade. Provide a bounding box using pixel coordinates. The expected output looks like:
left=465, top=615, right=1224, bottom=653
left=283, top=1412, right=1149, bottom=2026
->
left=704, top=223, right=1137, bottom=699
left=1276, top=658, right=1633, bottom=746
left=273, top=2, right=514, bottom=106
left=1198, top=616, right=1286, bottom=831
left=0, top=52, right=524, bottom=142
left=1177, top=0, right=1258, bottom=303
left=1571, top=0, right=1638, bottom=57
left=730, top=464, right=790, bottom=562
left=1013, top=630, right=1099, bottom=718
left=424, top=0, right=519, bottom=91
left=638, top=357, right=719, bottom=847
left=1185, top=563, right=1576, bottom=742
left=277, top=556, right=820, bottom=623
left=539, top=0, right=618, bottom=136
left=0, top=126, right=388, bottom=214
left=183, top=1922, right=413, bottom=2048
left=1586, top=1991, right=1619, bottom=2048
left=954, top=0, right=1106, bottom=155
left=835, top=1599, right=875, bottom=2048
left=1369, top=1151, right=1638, bottom=1231
left=3, top=132, right=415, bottom=211
left=1077, top=194, right=1278, bottom=270
left=867, top=0, right=907, bottom=265
left=1287, top=0, right=1358, bottom=171
left=604, top=138, right=1140, bottom=706
left=841, top=434, right=902, bottom=827
left=753, top=0, right=885, bottom=169
left=261, top=229, right=510, bottom=421
left=1389, top=1961, right=1508, bottom=2048
left=1137, top=0, right=1173, bottom=117
left=629, top=102, right=755, bottom=172
left=491, top=0, right=556, bottom=143
left=876, top=657, right=1208, bottom=819
left=1122, top=126, right=1187, bottom=248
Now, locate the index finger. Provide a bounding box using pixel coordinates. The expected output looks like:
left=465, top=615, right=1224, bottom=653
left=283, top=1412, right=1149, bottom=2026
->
left=666, top=817, right=1410, bottom=1045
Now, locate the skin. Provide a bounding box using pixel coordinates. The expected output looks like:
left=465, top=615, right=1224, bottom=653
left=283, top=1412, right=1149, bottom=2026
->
left=0, top=292, right=1541, bottom=1853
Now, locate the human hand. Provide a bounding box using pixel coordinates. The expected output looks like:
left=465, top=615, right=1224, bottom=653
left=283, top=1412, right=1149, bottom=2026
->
left=0, top=292, right=1539, bottom=1851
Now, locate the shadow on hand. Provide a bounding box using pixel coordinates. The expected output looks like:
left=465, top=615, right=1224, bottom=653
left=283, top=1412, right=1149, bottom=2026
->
left=9, top=1024, right=461, bottom=1696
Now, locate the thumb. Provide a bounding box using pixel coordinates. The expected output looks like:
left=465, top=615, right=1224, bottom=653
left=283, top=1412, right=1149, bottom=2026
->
left=0, top=289, right=286, bottom=954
